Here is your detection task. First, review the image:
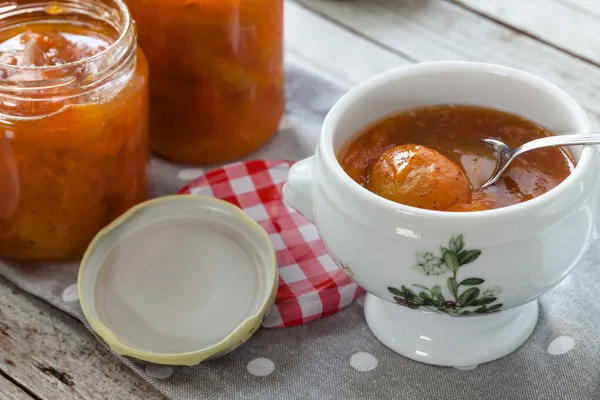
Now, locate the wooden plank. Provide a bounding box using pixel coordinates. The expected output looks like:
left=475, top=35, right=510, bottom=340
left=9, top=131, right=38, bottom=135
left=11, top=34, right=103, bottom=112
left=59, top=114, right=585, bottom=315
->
left=0, top=374, right=34, bottom=400
left=0, top=278, right=164, bottom=400
left=293, top=0, right=600, bottom=128
left=284, top=0, right=411, bottom=85
left=556, top=0, right=600, bottom=20
left=457, top=0, right=600, bottom=65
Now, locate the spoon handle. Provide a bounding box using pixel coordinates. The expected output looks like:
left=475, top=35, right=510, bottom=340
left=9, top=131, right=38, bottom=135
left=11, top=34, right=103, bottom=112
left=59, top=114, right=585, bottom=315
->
left=513, top=132, right=600, bottom=158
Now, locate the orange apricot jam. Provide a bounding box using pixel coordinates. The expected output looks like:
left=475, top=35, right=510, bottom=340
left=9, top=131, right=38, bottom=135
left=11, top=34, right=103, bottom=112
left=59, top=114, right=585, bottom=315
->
left=126, top=0, right=285, bottom=164
left=339, top=105, right=574, bottom=211
left=0, top=1, right=149, bottom=261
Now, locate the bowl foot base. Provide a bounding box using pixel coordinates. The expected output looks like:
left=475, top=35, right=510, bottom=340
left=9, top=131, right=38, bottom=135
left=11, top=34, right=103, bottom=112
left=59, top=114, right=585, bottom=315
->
left=364, top=293, right=538, bottom=367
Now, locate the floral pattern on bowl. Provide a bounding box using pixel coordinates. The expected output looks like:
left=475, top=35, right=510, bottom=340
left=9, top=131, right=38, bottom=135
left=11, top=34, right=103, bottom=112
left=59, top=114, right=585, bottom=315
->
left=387, top=235, right=503, bottom=316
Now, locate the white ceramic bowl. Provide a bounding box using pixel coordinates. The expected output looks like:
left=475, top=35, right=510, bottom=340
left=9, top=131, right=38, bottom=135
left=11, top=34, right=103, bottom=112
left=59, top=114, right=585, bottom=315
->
left=283, top=61, right=599, bottom=367
left=79, top=195, right=277, bottom=366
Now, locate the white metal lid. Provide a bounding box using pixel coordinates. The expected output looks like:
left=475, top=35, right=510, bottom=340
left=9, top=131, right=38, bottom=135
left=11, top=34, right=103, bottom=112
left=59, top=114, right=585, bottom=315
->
left=78, top=195, right=277, bottom=365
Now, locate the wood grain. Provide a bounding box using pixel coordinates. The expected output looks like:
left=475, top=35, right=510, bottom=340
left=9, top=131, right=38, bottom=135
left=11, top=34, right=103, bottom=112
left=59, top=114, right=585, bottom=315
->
left=0, top=278, right=164, bottom=400
left=294, top=0, right=600, bottom=128
left=284, top=1, right=411, bottom=85
left=457, top=0, right=600, bottom=65
left=0, top=374, right=34, bottom=400
left=560, top=0, right=600, bottom=18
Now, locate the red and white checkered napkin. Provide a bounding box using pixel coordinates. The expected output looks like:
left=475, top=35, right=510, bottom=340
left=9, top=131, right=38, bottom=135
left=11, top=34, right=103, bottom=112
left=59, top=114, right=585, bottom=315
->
left=179, top=160, right=364, bottom=328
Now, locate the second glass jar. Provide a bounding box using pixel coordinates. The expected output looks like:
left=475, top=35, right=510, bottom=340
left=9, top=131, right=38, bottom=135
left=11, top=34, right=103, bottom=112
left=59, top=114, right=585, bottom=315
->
left=127, top=0, right=285, bottom=164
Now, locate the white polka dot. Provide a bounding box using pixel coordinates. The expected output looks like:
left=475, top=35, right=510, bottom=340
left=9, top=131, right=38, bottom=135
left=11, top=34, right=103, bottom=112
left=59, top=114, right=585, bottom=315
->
left=247, top=358, right=275, bottom=377
left=548, top=336, right=575, bottom=355
left=278, top=116, right=295, bottom=131
left=61, top=284, right=79, bottom=302
left=178, top=168, right=204, bottom=181
left=145, top=365, right=173, bottom=379
left=350, top=352, right=378, bottom=372
left=356, top=294, right=365, bottom=307
left=455, top=365, right=478, bottom=370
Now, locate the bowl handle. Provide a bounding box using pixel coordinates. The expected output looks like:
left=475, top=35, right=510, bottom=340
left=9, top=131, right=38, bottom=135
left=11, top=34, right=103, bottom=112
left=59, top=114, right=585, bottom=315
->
left=283, top=156, right=315, bottom=224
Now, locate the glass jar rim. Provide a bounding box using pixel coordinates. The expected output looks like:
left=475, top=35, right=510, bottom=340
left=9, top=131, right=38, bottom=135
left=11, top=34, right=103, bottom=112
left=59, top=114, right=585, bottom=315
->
left=0, top=0, right=132, bottom=72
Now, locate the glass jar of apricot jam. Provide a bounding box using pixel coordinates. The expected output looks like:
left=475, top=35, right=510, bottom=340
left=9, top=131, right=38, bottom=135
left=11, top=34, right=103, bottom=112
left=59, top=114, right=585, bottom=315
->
left=0, top=0, right=150, bottom=261
left=126, top=0, right=285, bottom=164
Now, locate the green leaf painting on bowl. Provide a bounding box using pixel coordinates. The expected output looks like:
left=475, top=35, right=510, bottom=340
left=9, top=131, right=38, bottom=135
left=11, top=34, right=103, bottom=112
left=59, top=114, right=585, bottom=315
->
left=388, top=235, right=503, bottom=316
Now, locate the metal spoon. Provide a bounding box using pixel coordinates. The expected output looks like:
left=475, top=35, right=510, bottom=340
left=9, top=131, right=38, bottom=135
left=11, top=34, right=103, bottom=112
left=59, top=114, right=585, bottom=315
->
left=481, top=133, right=600, bottom=189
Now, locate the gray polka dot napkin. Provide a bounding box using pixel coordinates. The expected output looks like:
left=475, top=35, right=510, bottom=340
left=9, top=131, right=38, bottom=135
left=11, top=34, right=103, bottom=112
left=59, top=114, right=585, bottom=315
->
left=1, top=63, right=600, bottom=400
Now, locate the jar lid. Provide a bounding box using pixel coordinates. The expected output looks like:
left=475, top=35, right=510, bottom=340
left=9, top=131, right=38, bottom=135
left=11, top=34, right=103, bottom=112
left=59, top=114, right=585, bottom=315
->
left=78, top=195, right=277, bottom=366
left=179, top=160, right=364, bottom=328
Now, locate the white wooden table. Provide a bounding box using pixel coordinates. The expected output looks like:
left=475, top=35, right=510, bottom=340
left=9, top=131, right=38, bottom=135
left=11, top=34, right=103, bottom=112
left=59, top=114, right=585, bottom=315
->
left=1, top=0, right=599, bottom=398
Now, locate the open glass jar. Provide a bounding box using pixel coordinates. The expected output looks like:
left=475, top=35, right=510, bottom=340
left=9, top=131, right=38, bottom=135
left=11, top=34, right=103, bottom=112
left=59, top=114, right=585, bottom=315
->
left=126, top=0, right=285, bottom=164
left=0, top=0, right=150, bottom=261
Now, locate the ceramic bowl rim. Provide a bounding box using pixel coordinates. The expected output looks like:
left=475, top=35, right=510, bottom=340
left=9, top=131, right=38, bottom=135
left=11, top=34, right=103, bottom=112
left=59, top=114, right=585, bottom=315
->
left=78, top=195, right=278, bottom=366
left=320, top=61, right=595, bottom=221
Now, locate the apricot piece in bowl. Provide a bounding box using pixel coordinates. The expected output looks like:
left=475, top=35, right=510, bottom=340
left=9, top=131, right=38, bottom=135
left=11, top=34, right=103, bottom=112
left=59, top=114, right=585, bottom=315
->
left=366, top=144, right=471, bottom=210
